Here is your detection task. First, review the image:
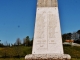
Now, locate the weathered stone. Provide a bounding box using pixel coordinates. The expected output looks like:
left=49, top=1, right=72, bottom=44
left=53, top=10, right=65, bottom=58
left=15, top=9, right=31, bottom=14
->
left=32, top=0, right=63, bottom=55
left=25, top=0, right=71, bottom=60
left=25, top=54, right=71, bottom=60
left=37, top=0, right=58, bottom=7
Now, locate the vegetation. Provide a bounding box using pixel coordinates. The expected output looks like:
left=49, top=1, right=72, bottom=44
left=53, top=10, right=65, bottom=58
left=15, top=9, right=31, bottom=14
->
left=0, top=30, right=80, bottom=60
left=62, top=29, right=80, bottom=44
left=0, top=46, right=32, bottom=58
left=0, top=36, right=32, bottom=58
left=0, top=58, right=24, bottom=60
left=0, top=45, right=80, bottom=59
left=63, top=45, right=80, bottom=58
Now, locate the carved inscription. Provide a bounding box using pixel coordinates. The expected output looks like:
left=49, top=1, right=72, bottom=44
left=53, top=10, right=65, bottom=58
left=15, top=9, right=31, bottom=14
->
left=36, top=14, right=45, bottom=39
left=35, top=13, right=47, bottom=50
left=48, top=14, right=57, bottom=38
left=36, top=40, right=47, bottom=50
left=32, top=7, right=64, bottom=54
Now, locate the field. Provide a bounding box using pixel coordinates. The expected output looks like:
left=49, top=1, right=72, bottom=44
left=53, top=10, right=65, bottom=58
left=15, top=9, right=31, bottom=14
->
left=0, top=45, right=80, bottom=60
left=63, top=45, right=80, bottom=58
left=0, top=58, right=80, bottom=60
left=71, top=58, right=80, bottom=60
left=0, top=58, right=24, bottom=60
left=0, top=46, right=32, bottom=58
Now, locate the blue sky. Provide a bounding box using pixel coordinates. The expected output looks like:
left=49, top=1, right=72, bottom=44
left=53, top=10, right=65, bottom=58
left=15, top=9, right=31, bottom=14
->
left=0, top=0, right=80, bottom=44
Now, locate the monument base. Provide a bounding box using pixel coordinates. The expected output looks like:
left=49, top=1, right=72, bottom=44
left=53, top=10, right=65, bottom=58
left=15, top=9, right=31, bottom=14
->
left=25, top=54, right=71, bottom=60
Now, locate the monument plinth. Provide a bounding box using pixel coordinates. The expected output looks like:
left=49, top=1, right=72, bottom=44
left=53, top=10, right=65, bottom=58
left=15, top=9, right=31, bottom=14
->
left=25, top=0, right=71, bottom=60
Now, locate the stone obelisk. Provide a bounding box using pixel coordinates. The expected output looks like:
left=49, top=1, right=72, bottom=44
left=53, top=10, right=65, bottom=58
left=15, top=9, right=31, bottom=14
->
left=32, top=0, right=63, bottom=54
left=25, top=0, right=71, bottom=60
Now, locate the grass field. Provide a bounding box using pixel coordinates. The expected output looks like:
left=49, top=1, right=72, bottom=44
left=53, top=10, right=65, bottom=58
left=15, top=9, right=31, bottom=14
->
left=63, top=45, right=80, bottom=58
left=71, top=58, right=80, bottom=60
left=0, top=46, right=32, bottom=58
left=0, top=58, right=24, bottom=60
left=0, top=45, right=80, bottom=60
left=0, top=57, right=80, bottom=60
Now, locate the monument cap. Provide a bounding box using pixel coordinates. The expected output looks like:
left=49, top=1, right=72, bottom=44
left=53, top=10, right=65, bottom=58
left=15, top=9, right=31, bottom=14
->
left=37, top=0, right=58, bottom=7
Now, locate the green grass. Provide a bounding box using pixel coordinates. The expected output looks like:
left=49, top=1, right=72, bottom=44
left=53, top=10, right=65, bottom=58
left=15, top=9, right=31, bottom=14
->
left=0, top=58, right=24, bottom=60
left=71, top=58, right=80, bottom=60
left=0, top=45, right=80, bottom=60
left=0, top=58, right=80, bottom=60
left=63, top=45, right=80, bottom=58
left=0, top=46, right=32, bottom=58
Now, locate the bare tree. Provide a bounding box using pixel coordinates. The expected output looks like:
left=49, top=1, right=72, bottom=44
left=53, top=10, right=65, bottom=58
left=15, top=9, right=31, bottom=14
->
left=23, top=38, right=26, bottom=46
left=15, top=38, right=21, bottom=46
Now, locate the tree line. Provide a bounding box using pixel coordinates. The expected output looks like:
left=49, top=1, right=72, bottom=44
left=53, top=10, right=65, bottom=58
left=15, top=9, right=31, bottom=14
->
left=62, top=30, right=80, bottom=44
left=0, top=29, right=80, bottom=47
left=0, top=36, right=33, bottom=47
left=0, top=30, right=80, bottom=58
left=0, top=36, right=32, bottom=58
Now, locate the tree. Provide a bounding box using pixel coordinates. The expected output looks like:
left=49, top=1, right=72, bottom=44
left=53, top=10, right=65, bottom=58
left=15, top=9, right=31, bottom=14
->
left=66, top=33, right=72, bottom=40
left=62, top=34, right=67, bottom=42
left=4, top=41, right=9, bottom=47
left=77, top=30, right=80, bottom=39
left=23, top=38, right=26, bottom=46
left=0, top=40, right=1, bottom=46
left=15, top=38, right=21, bottom=46
left=30, top=38, right=33, bottom=46
left=71, top=32, right=79, bottom=40
left=25, top=36, right=30, bottom=46
left=62, top=33, right=72, bottom=42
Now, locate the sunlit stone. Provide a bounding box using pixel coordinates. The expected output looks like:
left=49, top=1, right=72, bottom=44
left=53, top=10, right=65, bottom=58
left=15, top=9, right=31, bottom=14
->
left=25, top=0, right=71, bottom=60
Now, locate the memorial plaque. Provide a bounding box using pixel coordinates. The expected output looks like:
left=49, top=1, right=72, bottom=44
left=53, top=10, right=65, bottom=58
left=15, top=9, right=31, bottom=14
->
left=25, top=0, right=71, bottom=60
left=32, top=6, right=63, bottom=54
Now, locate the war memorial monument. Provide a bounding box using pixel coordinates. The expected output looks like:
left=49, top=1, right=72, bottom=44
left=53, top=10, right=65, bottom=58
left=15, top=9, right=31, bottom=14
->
left=25, top=0, right=71, bottom=60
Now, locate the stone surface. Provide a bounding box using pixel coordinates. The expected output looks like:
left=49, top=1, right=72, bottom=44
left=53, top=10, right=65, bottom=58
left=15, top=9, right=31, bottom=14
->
left=37, top=0, right=57, bottom=7
left=25, top=54, right=71, bottom=60
left=25, top=0, right=71, bottom=60
left=32, top=7, right=63, bottom=54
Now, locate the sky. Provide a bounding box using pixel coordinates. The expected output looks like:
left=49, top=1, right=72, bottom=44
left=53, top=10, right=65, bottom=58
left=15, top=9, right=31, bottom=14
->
left=0, top=0, right=80, bottom=44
